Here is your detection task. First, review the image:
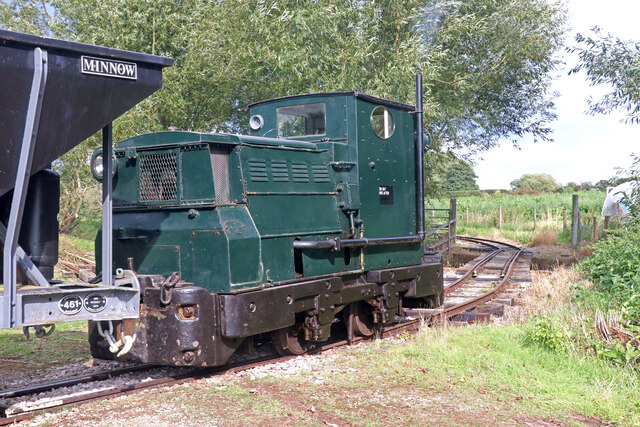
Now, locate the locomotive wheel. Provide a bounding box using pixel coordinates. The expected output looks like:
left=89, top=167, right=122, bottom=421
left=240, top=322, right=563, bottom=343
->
left=271, top=323, right=309, bottom=356
left=346, top=301, right=375, bottom=337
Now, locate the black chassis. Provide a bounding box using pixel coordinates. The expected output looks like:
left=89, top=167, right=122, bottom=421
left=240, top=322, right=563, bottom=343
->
left=89, top=254, right=443, bottom=366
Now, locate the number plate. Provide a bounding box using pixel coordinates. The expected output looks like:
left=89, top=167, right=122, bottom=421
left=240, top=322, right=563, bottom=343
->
left=59, top=295, right=83, bottom=315
left=84, top=293, right=107, bottom=313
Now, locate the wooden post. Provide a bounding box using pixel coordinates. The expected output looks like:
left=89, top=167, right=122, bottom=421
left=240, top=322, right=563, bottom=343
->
left=533, top=207, right=537, bottom=232
left=499, top=205, right=503, bottom=229
left=604, top=215, right=611, bottom=230
left=450, top=198, right=457, bottom=247
left=563, top=209, right=568, bottom=235
left=572, top=194, right=579, bottom=249
left=592, top=216, right=598, bottom=240
left=465, top=205, right=469, bottom=226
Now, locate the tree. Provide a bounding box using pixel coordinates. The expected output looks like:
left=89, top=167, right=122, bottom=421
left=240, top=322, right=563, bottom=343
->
left=571, top=27, right=640, bottom=123
left=510, top=173, right=558, bottom=192
left=2, top=0, right=568, bottom=150
left=441, top=159, right=479, bottom=192
left=0, top=0, right=568, bottom=225
left=422, top=0, right=567, bottom=152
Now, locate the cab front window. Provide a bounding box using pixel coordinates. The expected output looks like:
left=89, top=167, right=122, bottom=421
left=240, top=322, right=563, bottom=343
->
left=277, top=103, right=326, bottom=138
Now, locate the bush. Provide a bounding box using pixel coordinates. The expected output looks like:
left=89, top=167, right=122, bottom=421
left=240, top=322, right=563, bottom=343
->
left=525, top=314, right=570, bottom=353
left=579, top=223, right=640, bottom=323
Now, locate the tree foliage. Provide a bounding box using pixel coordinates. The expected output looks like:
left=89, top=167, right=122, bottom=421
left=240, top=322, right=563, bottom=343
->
left=422, top=0, right=566, bottom=151
left=0, top=0, right=568, bottom=228
left=571, top=27, right=640, bottom=123
left=1, top=0, right=568, bottom=149
left=441, top=159, right=479, bottom=192
left=510, top=173, right=558, bottom=192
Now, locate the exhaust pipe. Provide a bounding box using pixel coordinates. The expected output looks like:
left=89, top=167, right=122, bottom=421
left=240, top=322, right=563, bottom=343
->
left=415, top=74, right=425, bottom=238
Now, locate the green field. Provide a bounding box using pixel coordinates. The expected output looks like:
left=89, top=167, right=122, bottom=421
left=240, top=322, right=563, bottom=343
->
left=427, top=190, right=607, bottom=245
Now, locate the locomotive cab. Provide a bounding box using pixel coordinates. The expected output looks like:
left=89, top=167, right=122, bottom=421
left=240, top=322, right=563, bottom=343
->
left=90, top=89, right=443, bottom=366
left=248, top=92, right=422, bottom=271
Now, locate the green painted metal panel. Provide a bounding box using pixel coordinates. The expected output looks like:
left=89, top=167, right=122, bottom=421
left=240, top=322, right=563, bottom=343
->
left=100, top=91, right=428, bottom=295
left=119, top=131, right=238, bottom=148
left=260, top=237, right=295, bottom=283
left=133, top=244, right=181, bottom=276
left=354, top=98, right=422, bottom=269
left=238, top=145, right=335, bottom=194
left=181, top=148, right=215, bottom=202
left=227, top=148, right=246, bottom=204
left=247, top=194, right=341, bottom=236
left=190, top=229, right=229, bottom=291
left=112, top=154, right=139, bottom=205
left=217, top=206, right=262, bottom=290
left=300, top=245, right=358, bottom=277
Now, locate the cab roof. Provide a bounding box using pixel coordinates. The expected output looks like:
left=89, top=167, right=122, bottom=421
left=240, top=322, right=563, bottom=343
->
left=248, top=91, right=415, bottom=112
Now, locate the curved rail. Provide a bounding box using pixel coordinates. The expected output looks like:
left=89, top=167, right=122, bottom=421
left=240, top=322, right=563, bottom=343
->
left=457, top=235, right=522, bottom=251
left=407, top=237, right=527, bottom=322
left=0, top=237, right=528, bottom=424
left=438, top=247, right=524, bottom=320
left=444, top=248, right=502, bottom=295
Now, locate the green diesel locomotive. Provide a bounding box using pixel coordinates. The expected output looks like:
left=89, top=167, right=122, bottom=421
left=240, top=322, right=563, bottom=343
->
left=89, top=82, right=443, bottom=366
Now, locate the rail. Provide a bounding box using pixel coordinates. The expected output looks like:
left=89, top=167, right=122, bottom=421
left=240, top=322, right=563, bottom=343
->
left=0, top=237, right=529, bottom=424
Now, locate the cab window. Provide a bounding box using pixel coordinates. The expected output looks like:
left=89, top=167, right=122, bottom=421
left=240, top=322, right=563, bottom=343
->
left=371, top=106, right=395, bottom=139
left=277, top=103, right=326, bottom=138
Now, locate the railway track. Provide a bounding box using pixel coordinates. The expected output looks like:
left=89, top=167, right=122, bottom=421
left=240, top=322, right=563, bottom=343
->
left=0, top=237, right=531, bottom=425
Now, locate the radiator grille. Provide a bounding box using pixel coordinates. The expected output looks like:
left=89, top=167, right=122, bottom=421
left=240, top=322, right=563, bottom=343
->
left=210, top=145, right=231, bottom=203
left=271, top=161, right=289, bottom=182
left=291, top=162, right=309, bottom=183
left=311, top=164, right=330, bottom=183
left=139, top=152, right=178, bottom=202
left=249, top=159, right=268, bottom=182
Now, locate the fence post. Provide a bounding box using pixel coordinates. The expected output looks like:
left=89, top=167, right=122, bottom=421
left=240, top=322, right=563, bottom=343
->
left=592, top=216, right=598, bottom=240
left=450, top=198, right=457, bottom=247
left=533, top=207, right=537, bottom=232
left=604, top=215, right=611, bottom=230
left=572, top=194, right=579, bottom=249
left=499, top=205, right=503, bottom=229
left=563, top=209, right=567, bottom=234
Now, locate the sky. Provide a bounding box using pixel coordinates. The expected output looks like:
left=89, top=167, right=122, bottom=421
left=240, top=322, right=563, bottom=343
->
left=473, top=0, right=640, bottom=190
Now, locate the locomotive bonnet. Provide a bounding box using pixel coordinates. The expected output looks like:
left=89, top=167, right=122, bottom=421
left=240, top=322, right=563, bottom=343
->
left=89, top=83, right=444, bottom=366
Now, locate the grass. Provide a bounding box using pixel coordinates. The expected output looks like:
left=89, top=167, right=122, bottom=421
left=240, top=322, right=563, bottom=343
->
left=246, top=324, right=640, bottom=425
left=59, top=233, right=95, bottom=256
left=69, top=217, right=101, bottom=241
left=405, top=325, right=639, bottom=424
left=8, top=266, right=638, bottom=425
left=427, top=190, right=606, bottom=245
left=20, top=320, right=640, bottom=426
left=0, top=320, right=90, bottom=368
left=181, top=325, right=640, bottom=425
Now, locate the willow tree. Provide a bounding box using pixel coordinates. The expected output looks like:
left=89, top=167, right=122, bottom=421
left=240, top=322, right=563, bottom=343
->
left=571, top=27, right=640, bottom=124
left=1, top=0, right=567, bottom=227
left=4, top=0, right=566, bottom=150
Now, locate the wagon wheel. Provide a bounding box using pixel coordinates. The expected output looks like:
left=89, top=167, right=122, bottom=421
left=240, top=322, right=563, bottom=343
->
left=271, top=322, right=309, bottom=356
left=346, top=301, right=375, bottom=337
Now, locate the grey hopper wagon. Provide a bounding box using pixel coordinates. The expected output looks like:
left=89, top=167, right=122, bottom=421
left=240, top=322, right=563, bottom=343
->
left=0, top=29, right=172, bottom=330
